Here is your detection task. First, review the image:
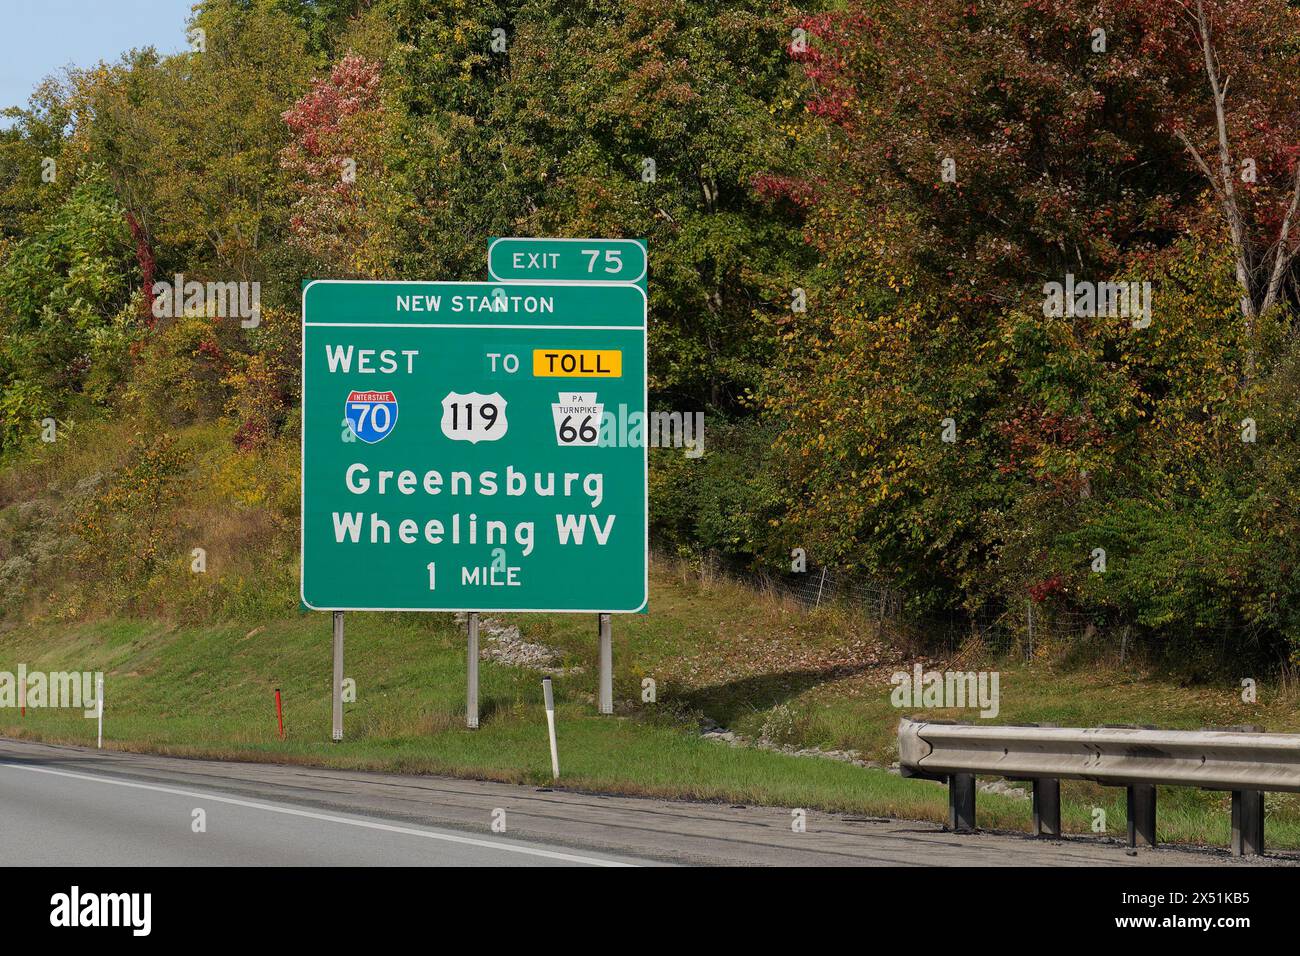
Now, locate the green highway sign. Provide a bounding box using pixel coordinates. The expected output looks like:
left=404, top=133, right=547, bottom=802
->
left=488, top=237, right=647, bottom=290
left=301, top=280, right=648, bottom=613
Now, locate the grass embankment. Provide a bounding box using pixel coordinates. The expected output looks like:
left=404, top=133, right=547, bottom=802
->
left=2, top=560, right=1298, bottom=850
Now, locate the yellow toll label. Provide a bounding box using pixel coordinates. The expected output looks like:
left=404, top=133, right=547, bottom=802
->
left=532, top=349, right=622, bottom=377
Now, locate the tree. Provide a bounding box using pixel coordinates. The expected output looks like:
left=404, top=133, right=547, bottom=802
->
left=1172, top=0, right=1300, bottom=377
left=281, top=53, right=406, bottom=276
left=0, top=78, right=74, bottom=244
left=72, top=0, right=315, bottom=285
left=501, top=0, right=814, bottom=409
left=382, top=0, right=813, bottom=408
left=764, top=0, right=1300, bottom=660
left=0, top=167, right=133, bottom=447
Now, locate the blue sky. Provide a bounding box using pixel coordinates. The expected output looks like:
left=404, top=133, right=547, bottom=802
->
left=1, top=0, right=196, bottom=121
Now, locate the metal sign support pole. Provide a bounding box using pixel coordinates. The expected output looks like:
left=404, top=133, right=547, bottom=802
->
left=332, top=610, right=344, bottom=742
left=598, top=613, right=613, bottom=715
left=467, top=612, right=480, bottom=729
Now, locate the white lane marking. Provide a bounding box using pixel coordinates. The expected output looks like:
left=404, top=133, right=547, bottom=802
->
left=1, top=762, right=635, bottom=867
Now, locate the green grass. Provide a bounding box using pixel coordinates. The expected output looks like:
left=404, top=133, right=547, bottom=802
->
left=0, top=613, right=982, bottom=823
left=2, top=561, right=1298, bottom=850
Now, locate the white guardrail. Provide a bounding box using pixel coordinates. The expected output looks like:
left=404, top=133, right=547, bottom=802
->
left=897, top=717, right=1300, bottom=857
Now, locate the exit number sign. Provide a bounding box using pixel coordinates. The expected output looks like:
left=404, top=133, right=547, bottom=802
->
left=488, top=237, right=647, bottom=291
left=300, top=280, right=648, bottom=613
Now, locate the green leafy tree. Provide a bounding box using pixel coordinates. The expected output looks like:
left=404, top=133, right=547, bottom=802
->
left=0, top=167, right=133, bottom=447
left=382, top=0, right=813, bottom=408
left=73, top=0, right=315, bottom=286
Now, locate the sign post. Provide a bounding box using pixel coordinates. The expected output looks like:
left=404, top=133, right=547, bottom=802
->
left=467, top=612, right=480, bottom=729
left=301, top=280, right=648, bottom=735
left=332, top=611, right=344, bottom=741
left=598, top=613, right=613, bottom=715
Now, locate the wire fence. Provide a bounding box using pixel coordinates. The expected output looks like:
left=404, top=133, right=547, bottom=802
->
left=662, top=547, right=1151, bottom=662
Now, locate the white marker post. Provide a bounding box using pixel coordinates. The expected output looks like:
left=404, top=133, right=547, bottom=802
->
left=96, top=675, right=104, bottom=749
left=542, top=677, right=559, bottom=780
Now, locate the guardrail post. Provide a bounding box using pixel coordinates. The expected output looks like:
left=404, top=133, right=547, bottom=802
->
left=1126, top=784, right=1156, bottom=848
left=1230, top=790, right=1264, bottom=857
left=948, top=773, right=976, bottom=832
left=1032, top=778, right=1061, bottom=838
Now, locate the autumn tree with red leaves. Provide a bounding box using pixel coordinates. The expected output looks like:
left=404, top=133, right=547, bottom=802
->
left=281, top=53, right=404, bottom=277
left=766, top=0, right=1300, bottom=657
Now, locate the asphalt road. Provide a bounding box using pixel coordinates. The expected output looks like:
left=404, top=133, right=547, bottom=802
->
left=0, top=738, right=1292, bottom=866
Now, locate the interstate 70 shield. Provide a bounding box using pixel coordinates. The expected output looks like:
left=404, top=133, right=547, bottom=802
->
left=344, top=390, right=399, bottom=444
